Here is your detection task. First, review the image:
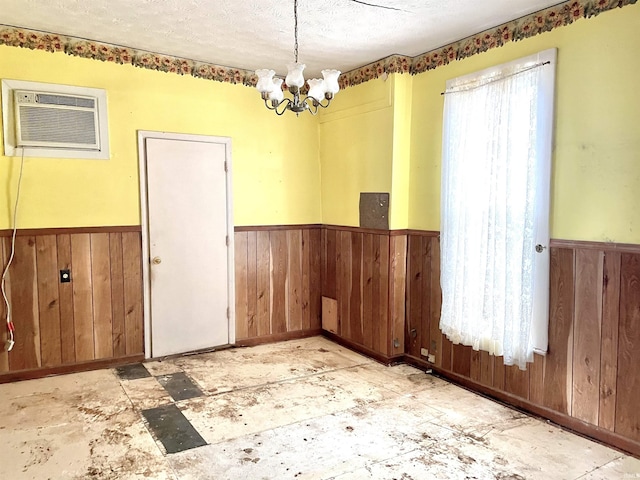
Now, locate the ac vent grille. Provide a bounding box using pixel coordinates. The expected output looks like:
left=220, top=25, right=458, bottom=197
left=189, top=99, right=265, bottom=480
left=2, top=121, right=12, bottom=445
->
left=35, top=93, right=95, bottom=109
left=18, top=106, right=97, bottom=145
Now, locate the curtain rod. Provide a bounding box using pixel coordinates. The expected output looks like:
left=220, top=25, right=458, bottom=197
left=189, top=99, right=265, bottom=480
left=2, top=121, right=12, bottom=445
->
left=440, top=61, right=551, bottom=96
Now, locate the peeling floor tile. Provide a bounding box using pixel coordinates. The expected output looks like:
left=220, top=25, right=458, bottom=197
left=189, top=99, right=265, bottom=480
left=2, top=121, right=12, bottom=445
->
left=116, top=363, right=152, bottom=380
left=157, top=372, right=205, bottom=402
left=143, top=359, right=184, bottom=377
left=120, top=376, right=174, bottom=411
left=142, top=404, right=207, bottom=454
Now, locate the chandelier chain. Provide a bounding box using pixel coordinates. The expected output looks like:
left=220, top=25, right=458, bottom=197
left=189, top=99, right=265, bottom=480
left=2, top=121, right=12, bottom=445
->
left=293, top=0, right=299, bottom=63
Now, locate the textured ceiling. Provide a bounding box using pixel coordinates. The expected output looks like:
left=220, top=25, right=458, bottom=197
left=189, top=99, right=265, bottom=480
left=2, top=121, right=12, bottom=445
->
left=1, top=0, right=565, bottom=77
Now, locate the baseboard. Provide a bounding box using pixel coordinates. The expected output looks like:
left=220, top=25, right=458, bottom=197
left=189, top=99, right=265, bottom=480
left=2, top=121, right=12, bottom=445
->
left=0, top=354, right=145, bottom=384
left=321, top=330, right=403, bottom=365
left=234, top=328, right=323, bottom=347
left=404, top=354, right=640, bottom=459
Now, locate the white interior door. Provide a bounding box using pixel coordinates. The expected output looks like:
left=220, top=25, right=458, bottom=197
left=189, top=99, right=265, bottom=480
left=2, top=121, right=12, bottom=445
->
left=144, top=136, right=231, bottom=357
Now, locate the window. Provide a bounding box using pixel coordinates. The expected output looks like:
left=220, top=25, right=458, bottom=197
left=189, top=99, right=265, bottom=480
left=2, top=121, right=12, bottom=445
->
left=440, top=49, right=557, bottom=370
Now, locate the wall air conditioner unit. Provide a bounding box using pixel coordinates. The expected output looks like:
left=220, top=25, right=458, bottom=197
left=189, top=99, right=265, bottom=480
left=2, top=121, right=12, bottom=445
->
left=13, top=90, right=100, bottom=150
left=2, top=79, right=109, bottom=159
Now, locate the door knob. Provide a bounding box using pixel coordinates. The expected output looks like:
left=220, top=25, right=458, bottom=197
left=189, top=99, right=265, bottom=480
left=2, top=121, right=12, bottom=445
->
left=535, top=244, right=546, bottom=253
left=152, top=256, right=162, bottom=265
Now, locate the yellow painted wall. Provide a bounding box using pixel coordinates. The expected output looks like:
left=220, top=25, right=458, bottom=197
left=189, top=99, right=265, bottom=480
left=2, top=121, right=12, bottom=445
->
left=390, top=74, right=413, bottom=229
left=0, top=46, right=322, bottom=229
left=408, top=4, right=640, bottom=243
left=2, top=3, right=638, bottom=239
left=318, top=77, right=394, bottom=227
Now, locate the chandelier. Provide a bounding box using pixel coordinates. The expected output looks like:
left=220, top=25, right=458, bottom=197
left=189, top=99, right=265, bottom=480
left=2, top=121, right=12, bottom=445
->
left=255, top=0, right=341, bottom=116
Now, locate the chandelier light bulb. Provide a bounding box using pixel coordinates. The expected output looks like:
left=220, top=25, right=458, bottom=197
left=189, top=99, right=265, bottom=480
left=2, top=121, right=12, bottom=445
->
left=269, top=78, right=285, bottom=103
left=321, top=69, right=341, bottom=95
left=255, top=69, right=276, bottom=94
left=307, top=78, right=326, bottom=102
left=285, top=63, right=306, bottom=89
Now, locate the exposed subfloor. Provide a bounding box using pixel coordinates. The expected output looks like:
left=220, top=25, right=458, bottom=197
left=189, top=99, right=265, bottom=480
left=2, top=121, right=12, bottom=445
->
left=0, top=336, right=638, bottom=479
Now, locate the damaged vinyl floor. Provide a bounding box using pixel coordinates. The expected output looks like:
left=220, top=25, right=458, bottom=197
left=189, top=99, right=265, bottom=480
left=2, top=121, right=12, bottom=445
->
left=0, top=336, right=638, bottom=479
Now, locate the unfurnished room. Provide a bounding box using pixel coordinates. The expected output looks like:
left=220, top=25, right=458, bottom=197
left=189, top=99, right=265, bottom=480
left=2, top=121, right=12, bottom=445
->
left=0, top=0, right=639, bottom=478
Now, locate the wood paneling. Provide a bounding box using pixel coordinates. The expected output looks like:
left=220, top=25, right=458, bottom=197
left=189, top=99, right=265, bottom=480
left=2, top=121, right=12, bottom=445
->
left=377, top=235, right=390, bottom=355
left=234, top=226, right=322, bottom=342
left=35, top=235, right=62, bottom=367
left=544, top=247, right=575, bottom=415
left=529, top=353, right=545, bottom=405
left=247, top=232, right=258, bottom=338
left=287, top=230, right=303, bottom=332
left=479, top=351, right=494, bottom=387
left=0, top=240, right=9, bottom=372
left=493, top=356, right=505, bottom=390
left=109, top=233, right=126, bottom=357
left=406, top=235, right=423, bottom=358
left=8, top=236, right=41, bottom=371
left=271, top=230, right=288, bottom=335
left=572, top=249, right=603, bottom=425
left=234, top=232, right=249, bottom=340
left=505, top=364, right=529, bottom=400
left=420, top=238, right=432, bottom=360
left=321, top=297, right=338, bottom=334
left=338, top=231, right=351, bottom=339
left=599, top=252, right=621, bottom=431
left=122, top=232, right=143, bottom=356
left=469, top=350, right=481, bottom=382
left=71, top=233, right=94, bottom=361
left=389, top=235, right=407, bottom=356
left=56, top=234, right=75, bottom=364
left=349, top=233, right=363, bottom=345
left=0, top=228, right=144, bottom=378
left=256, top=231, right=271, bottom=336
left=616, top=253, right=640, bottom=442
left=452, top=343, right=471, bottom=378
left=309, top=229, right=322, bottom=330
left=430, top=238, right=443, bottom=367
left=321, top=227, right=393, bottom=358
left=91, top=233, right=113, bottom=359
left=362, top=234, right=374, bottom=350
left=402, top=231, right=640, bottom=454
left=301, top=230, right=311, bottom=331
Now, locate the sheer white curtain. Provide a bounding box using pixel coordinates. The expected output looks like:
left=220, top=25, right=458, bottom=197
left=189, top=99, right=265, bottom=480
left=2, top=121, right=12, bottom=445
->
left=440, top=50, right=556, bottom=370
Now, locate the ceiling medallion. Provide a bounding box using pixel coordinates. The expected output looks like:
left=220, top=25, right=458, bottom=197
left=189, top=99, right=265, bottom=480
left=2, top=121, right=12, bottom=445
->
left=255, top=0, right=340, bottom=116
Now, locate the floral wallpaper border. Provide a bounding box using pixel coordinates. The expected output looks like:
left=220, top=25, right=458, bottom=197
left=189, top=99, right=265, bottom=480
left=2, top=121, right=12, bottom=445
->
left=341, top=0, right=637, bottom=88
left=0, top=0, right=636, bottom=91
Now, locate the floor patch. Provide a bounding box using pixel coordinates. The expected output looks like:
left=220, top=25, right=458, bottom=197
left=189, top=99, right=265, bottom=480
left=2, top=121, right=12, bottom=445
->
left=115, top=363, right=152, bottom=380
left=142, top=403, right=207, bottom=454
left=157, top=372, right=204, bottom=401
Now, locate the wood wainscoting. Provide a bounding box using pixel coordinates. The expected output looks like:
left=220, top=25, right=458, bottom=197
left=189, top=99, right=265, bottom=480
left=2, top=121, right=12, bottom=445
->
left=0, top=227, right=144, bottom=382
left=234, top=225, right=323, bottom=345
left=320, top=226, right=407, bottom=361
left=403, top=231, right=640, bottom=456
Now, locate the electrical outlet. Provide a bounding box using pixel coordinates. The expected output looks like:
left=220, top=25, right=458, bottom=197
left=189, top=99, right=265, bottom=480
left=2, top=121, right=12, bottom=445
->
left=60, top=269, right=71, bottom=283
left=428, top=354, right=436, bottom=363
left=420, top=348, right=429, bottom=357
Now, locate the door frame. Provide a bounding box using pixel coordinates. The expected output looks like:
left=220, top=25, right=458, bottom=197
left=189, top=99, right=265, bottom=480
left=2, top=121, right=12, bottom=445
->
left=137, top=130, right=235, bottom=358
